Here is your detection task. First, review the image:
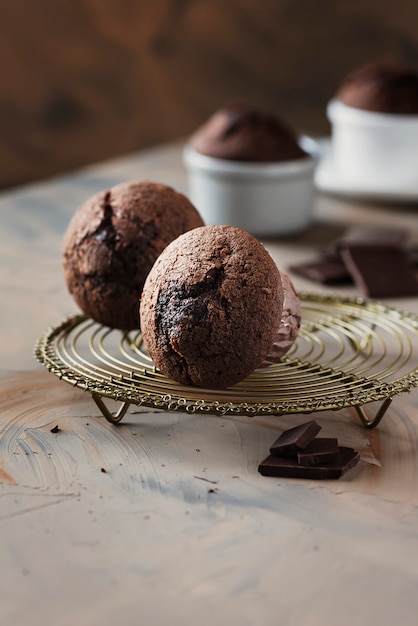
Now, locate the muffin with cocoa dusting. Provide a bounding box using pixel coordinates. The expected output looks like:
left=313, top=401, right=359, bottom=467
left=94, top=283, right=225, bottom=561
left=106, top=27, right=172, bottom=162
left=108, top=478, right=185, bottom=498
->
left=63, top=181, right=204, bottom=330
left=140, top=224, right=301, bottom=389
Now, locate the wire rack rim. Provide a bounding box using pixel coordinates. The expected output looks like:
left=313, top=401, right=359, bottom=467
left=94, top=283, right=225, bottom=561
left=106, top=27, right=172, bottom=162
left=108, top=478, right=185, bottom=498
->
left=34, top=293, right=418, bottom=420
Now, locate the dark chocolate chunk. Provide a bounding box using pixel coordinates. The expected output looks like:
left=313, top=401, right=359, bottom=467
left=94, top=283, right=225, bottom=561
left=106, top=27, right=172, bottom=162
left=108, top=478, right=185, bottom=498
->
left=289, top=257, right=351, bottom=285
left=340, top=245, right=418, bottom=298
left=269, top=420, right=321, bottom=456
left=258, top=447, right=360, bottom=479
left=289, top=226, right=414, bottom=290
left=324, top=225, right=407, bottom=256
left=297, top=438, right=339, bottom=467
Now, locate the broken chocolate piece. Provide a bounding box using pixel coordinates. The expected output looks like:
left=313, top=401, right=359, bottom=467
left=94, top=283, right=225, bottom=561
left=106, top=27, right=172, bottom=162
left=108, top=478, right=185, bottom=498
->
left=323, top=225, right=408, bottom=256
left=341, top=245, right=418, bottom=298
left=297, top=437, right=339, bottom=466
left=289, top=257, right=351, bottom=285
left=289, top=225, right=412, bottom=288
left=258, top=446, right=360, bottom=479
left=270, top=420, right=321, bottom=456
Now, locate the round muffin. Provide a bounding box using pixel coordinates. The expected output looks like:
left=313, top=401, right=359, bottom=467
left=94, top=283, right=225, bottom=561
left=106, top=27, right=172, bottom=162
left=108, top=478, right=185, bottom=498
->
left=189, top=103, right=307, bottom=162
left=336, top=63, right=418, bottom=114
left=62, top=181, right=204, bottom=330
left=140, top=224, right=283, bottom=389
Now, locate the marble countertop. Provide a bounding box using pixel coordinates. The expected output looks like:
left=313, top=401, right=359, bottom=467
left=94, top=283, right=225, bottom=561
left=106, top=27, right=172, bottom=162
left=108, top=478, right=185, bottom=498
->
left=1, top=141, right=418, bottom=626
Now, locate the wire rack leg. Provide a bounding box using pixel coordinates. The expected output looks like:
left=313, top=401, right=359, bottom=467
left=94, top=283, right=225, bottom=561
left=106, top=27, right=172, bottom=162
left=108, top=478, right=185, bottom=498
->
left=91, top=393, right=131, bottom=424
left=354, top=396, right=393, bottom=429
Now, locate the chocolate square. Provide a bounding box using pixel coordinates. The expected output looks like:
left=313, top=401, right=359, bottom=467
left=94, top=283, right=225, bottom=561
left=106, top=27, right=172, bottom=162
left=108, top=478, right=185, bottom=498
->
left=323, top=225, right=408, bottom=256
left=269, top=420, right=321, bottom=456
left=289, top=257, right=351, bottom=285
left=258, top=447, right=360, bottom=480
left=297, top=437, right=339, bottom=466
left=340, top=245, right=418, bottom=298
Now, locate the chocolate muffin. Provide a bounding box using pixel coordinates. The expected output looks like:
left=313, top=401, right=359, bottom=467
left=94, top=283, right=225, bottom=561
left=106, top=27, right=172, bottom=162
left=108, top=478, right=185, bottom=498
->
left=189, top=104, right=307, bottom=162
left=62, top=181, right=204, bottom=330
left=336, top=63, right=418, bottom=114
left=140, top=225, right=283, bottom=389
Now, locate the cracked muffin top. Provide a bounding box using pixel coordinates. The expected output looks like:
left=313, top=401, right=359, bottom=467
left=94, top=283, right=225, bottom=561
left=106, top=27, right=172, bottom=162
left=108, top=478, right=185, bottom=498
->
left=140, top=224, right=283, bottom=389
left=62, top=181, right=204, bottom=330
left=189, top=103, right=307, bottom=162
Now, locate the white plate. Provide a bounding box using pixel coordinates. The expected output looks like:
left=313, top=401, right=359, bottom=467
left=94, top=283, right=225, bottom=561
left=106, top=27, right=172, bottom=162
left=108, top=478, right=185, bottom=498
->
left=314, top=137, right=418, bottom=203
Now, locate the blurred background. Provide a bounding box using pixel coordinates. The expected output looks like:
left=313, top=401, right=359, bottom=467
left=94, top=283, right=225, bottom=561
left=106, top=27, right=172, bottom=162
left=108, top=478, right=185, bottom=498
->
left=1, top=0, right=418, bottom=190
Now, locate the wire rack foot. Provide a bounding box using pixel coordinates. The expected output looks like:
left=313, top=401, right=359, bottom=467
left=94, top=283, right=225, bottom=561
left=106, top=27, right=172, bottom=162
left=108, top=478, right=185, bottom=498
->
left=92, top=393, right=131, bottom=424
left=354, top=397, right=393, bottom=429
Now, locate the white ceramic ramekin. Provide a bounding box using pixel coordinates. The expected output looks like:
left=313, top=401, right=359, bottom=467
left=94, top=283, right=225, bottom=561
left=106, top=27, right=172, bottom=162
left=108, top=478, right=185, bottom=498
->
left=327, top=99, right=418, bottom=187
left=182, top=137, right=319, bottom=237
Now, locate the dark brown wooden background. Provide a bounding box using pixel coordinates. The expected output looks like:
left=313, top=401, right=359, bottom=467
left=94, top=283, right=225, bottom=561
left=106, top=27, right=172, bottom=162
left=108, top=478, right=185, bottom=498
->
left=1, top=0, right=417, bottom=189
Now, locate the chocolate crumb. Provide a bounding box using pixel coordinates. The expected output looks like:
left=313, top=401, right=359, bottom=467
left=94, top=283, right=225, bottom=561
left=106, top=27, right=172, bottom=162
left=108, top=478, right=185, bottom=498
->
left=50, top=425, right=60, bottom=433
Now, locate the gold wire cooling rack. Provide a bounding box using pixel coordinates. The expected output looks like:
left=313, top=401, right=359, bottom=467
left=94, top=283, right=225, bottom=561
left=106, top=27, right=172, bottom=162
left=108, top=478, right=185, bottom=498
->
left=34, top=293, right=418, bottom=428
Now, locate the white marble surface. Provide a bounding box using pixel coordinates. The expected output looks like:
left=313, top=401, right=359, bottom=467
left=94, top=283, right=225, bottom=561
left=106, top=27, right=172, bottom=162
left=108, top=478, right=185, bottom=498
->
left=1, top=142, right=418, bottom=626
